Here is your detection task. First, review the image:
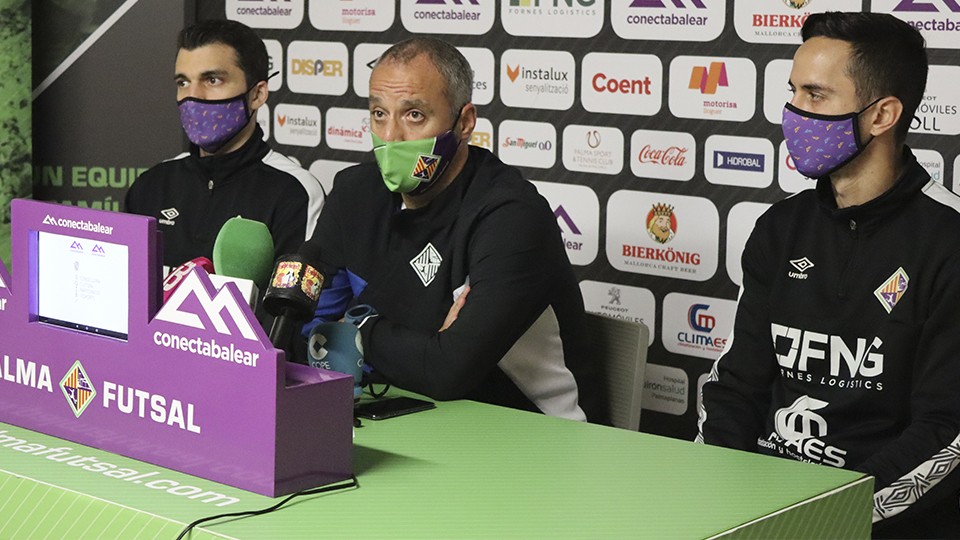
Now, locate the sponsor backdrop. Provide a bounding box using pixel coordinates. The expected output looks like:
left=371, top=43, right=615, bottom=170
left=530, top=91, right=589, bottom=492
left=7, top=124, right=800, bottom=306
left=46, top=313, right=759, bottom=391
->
left=30, top=1, right=960, bottom=439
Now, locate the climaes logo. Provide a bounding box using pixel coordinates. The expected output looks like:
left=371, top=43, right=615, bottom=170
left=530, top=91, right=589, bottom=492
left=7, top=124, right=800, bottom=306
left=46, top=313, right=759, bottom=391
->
left=764, top=395, right=847, bottom=467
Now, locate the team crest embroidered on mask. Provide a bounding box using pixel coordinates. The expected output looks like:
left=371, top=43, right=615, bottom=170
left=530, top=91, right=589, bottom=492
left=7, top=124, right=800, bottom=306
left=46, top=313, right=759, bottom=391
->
left=874, top=267, right=909, bottom=314
left=411, top=154, right=441, bottom=181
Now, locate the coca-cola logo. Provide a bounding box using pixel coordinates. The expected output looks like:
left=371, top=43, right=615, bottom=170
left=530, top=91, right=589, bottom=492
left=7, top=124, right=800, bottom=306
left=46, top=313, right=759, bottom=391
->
left=638, top=145, right=689, bottom=167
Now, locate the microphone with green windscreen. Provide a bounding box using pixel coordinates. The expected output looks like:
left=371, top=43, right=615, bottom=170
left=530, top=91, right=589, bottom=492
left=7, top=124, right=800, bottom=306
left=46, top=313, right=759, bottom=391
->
left=212, top=216, right=275, bottom=292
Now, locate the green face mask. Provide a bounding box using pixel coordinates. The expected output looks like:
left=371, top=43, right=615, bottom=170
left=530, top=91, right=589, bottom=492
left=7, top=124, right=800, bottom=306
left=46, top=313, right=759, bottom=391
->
left=371, top=128, right=461, bottom=195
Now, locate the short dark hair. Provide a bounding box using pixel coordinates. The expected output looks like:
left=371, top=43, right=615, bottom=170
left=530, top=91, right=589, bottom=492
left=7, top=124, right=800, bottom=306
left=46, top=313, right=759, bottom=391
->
left=801, top=12, right=927, bottom=143
left=177, top=19, right=268, bottom=89
left=376, top=37, right=473, bottom=120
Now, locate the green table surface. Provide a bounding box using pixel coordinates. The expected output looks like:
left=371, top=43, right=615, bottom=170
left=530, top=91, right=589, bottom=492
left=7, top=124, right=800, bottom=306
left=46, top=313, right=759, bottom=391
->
left=0, top=397, right=872, bottom=539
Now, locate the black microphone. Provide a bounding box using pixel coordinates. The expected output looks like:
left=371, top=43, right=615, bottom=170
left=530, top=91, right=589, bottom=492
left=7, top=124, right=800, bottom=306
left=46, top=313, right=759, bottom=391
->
left=262, top=246, right=328, bottom=353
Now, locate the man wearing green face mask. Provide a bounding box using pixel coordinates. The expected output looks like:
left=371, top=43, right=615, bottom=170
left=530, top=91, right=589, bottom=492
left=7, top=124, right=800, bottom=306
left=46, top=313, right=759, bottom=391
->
left=300, top=37, right=605, bottom=423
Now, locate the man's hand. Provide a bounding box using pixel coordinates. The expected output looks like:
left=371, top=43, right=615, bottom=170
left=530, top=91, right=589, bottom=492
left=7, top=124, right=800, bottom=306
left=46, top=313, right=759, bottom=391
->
left=440, top=286, right=470, bottom=332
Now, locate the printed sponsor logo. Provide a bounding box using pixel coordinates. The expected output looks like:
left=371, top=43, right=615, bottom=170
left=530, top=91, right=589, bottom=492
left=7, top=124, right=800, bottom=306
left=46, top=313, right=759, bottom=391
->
left=725, top=202, right=770, bottom=286
left=630, top=129, right=696, bottom=182
left=159, top=208, right=179, bottom=226
left=641, top=363, right=688, bottom=416
left=772, top=323, right=885, bottom=392
left=458, top=47, right=495, bottom=105
left=787, top=256, right=814, bottom=280
left=580, top=52, right=662, bottom=116
left=579, top=280, right=656, bottom=343
left=874, top=0, right=960, bottom=49
left=913, top=148, right=944, bottom=185
left=561, top=124, right=624, bottom=176
left=500, top=49, right=576, bottom=111
left=502, top=0, right=604, bottom=38
left=497, top=120, right=556, bottom=169
left=263, top=39, right=283, bottom=91
left=777, top=140, right=810, bottom=194
left=669, top=56, right=756, bottom=122
left=41, top=214, right=114, bottom=235
left=325, top=107, right=372, bottom=152
left=352, top=43, right=391, bottom=98
left=531, top=181, right=599, bottom=266
left=704, top=135, right=774, bottom=188
left=410, top=243, right=443, bottom=287
left=663, top=293, right=736, bottom=360
left=310, top=0, right=395, bottom=31
left=60, top=360, right=95, bottom=417
left=309, top=159, right=358, bottom=196
left=256, top=103, right=270, bottom=141
left=154, top=271, right=259, bottom=342
left=470, top=117, right=495, bottom=151
left=69, top=241, right=83, bottom=253
left=226, top=0, right=304, bottom=29
left=874, top=267, right=910, bottom=314
left=286, top=41, right=349, bottom=96
left=763, top=395, right=847, bottom=467
left=274, top=104, right=322, bottom=147
left=607, top=190, right=719, bottom=281
left=910, top=66, right=960, bottom=135
left=400, top=0, right=494, bottom=35
left=734, top=0, right=862, bottom=44
left=1, top=354, right=53, bottom=393
left=611, top=0, right=725, bottom=42
left=763, top=59, right=793, bottom=124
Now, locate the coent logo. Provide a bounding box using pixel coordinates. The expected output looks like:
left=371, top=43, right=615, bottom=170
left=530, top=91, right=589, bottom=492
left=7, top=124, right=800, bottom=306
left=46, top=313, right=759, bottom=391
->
left=592, top=73, right=652, bottom=94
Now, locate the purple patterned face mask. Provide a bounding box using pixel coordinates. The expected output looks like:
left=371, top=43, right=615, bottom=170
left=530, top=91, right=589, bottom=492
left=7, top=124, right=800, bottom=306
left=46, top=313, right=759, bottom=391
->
left=178, top=90, right=252, bottom=153
left=781, top=98, right=881, bottom=179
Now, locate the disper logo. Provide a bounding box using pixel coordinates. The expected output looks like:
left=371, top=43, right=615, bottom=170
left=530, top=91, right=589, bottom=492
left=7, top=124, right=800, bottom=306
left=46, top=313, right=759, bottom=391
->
left=714, top=150, right=764, bottom=172
left=765, top=395, right=847, bottom=467
left=646, top=203, right=676, bottom=244
left=772, top=323, right=884, bottom=391
left=689, top=62, right=728, bottom=94
left=894, top=0, right=960, bottom=11
left=289, top=58, right=344, bottom=77
left=60, top=360, right=96, bottom=418
left=154, top=271, right=259, bottom=341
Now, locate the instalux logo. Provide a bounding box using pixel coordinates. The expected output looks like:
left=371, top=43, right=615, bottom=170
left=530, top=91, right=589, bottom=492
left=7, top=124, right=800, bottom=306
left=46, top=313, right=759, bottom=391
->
left=788, top=257, right=814, bottom=279
left=60, top=360, right=96, bottom=418
left=160, top=208, right=179, bottom=226
left=155, top=271, right=259, bottom=341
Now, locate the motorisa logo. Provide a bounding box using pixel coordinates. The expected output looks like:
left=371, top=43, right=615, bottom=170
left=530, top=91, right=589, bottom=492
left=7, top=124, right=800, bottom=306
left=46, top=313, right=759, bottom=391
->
left=154, top=270, right=259, bottom=341
left=777, top=139, right=811, bottom=194
left=458, top=47, right=495, bottom=106
left=910, top=65, right=960, bottom=135
left=470, top=117, right=495, bottom=151
left=309, top=159, right=358, bottom=196
left=226, top=0, right=304, bottom=29
left=500, top=49, right=576, bottom=111
left=257, top=103, right=271, bottom=141
left=263, top=39, right=283, bottom=92
left=581, top=52, right=662, bottom=116
left=561, top=124, right=624, bottom=176
left=530, top=180, right=599, bottom=266
left=579, top=280, right=656, bottom=345
left=325, top=108, right=372, bottom=152
left=763, top=59, right=793, bottom=124
left=726, top=201, right=771, bottom=287
left=669, top=56, right=756, bottom=122
left=310, top=0, right=394, bottom=31
left=705, top=135, right=774, bottom=189
left=286, top=41, right=349, bottom=96
left=606, top=190, right=719, bottom=281
left=498, top=120, right=556, bottom=169
left=611, top=0, right=726, bottom=42
left=274, top=103, right=321, bottom=147
left=502, top=0, right=604, bottom=38
left=400, top=0, right=495, bottom=35
left=914, top=148, right=945, bottom=185
left=663, top=292, right=736, bottom=360
left=630, top=129, right=696, bottom=182
left=352, top=43, right=391, bottom=99
left=874, top=0, right=960, bottom=49
left=734, top=0, right=862, bottom=44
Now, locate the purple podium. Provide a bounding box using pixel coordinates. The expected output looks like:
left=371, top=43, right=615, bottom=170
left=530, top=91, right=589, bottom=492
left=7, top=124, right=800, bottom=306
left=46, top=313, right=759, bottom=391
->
left=0, top=199, right=353, bottom=496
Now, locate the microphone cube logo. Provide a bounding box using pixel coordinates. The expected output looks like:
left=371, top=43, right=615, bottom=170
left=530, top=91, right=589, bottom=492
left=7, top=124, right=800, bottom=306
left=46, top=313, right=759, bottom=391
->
left=301, top=265, right=324, bottom=302
left=60, top=360, right=96, bottom=418
left=272, top=261, right=302, bottom=289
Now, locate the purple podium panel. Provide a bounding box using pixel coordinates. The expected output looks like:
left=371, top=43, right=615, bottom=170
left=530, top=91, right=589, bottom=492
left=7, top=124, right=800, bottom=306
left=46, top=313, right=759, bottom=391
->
left=0, top=199, right=353, bottom=497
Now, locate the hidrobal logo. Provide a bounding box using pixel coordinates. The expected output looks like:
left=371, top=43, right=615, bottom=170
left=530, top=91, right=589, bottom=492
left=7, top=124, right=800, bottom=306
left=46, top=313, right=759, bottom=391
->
left=154, top=271, right=259, bottom=341
left=714, top=150, right=764, bottom=172
left=60, top=360, right=96, bottom=418
left=689, top=62, right=728, bottom=94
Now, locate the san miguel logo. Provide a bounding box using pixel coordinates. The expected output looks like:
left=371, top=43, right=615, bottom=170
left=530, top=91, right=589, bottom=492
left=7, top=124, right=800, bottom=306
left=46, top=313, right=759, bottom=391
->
left=646, top=203, right=676, bottom=244
left=60, top=360, right=96, bottom=418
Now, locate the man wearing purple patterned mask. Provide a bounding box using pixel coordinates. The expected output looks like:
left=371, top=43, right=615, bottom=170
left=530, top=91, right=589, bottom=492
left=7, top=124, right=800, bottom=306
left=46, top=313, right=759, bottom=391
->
left=698, top=12, right=960, bottom=538
left=125, top=19, right=324, bottom=269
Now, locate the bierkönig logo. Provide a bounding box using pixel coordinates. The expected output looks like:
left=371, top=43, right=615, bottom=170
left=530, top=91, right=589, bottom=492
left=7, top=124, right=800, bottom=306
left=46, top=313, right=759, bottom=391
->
left=646, top=203, right=676, bottom=244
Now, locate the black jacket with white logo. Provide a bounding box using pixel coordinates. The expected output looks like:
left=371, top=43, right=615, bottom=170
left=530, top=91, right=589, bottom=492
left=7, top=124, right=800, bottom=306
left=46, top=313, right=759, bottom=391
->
left=302, top=146, right=604, bottom=423
left=125, top=124, right=325, bottom=268
left=698, top=148, right=960, bottom=531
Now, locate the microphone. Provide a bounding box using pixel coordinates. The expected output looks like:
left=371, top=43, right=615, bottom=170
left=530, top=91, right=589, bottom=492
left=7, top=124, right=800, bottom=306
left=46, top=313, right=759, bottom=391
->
left=212, top=217, right=275, bottom=292
left=262, top=248, right=327, bottom=352
left=307, top=304, right=377, bottom=399
left=162, top=257, right=214, bottom=303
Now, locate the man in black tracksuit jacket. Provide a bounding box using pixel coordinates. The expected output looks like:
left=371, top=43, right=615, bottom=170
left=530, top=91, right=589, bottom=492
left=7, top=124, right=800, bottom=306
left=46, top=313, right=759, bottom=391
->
left=698, top=13, right=960, bottom=536
left=301, top=38, right=603, bottom=423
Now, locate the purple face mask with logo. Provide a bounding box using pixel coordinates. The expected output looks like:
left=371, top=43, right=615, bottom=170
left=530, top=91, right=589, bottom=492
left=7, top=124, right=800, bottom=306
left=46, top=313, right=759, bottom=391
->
left=781, top=98, right=881, bottom=179
left=178, top=91, right=251, bottom=153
